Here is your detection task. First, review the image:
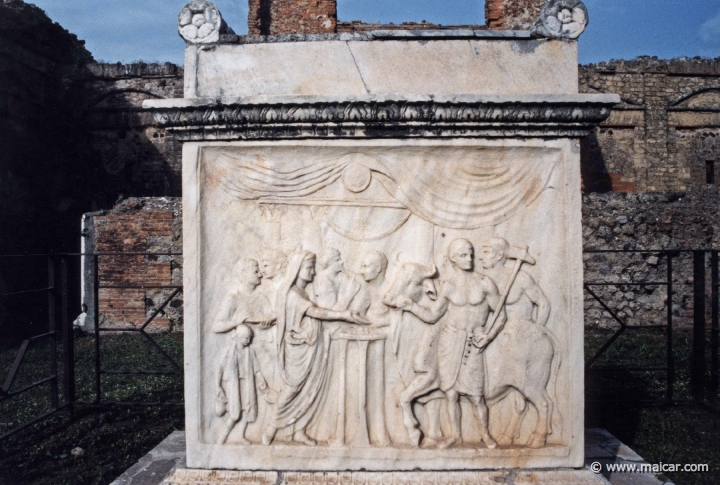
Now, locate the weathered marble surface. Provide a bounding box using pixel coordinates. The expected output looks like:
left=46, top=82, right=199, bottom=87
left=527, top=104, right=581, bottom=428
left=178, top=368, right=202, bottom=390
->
left=152, top=0, right=617, bottom=476
left=164, top=469, right=608, bottom=485
left=182, top=138, right=584, bottom=470
left=184, top=40, right=578, bottom=99
left=109, top=429, right=675, bottom=485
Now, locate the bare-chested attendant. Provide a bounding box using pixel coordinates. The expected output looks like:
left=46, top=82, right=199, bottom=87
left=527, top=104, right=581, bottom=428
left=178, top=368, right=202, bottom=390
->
left=478, top=237, right=549, bottom=326
left=398, top=239, right=505, bottom=449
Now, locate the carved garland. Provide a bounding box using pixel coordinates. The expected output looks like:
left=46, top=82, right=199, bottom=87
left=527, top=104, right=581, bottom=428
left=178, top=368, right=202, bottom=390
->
left=153, top=101, right=611, bottom=126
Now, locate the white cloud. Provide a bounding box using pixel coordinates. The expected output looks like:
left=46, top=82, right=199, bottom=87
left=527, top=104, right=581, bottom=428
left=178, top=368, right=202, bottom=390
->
left=701, top=10, right=720, bottom=44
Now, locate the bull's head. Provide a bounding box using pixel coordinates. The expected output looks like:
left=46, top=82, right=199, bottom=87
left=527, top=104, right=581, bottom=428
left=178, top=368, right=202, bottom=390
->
left=383, top=262, right=438, bottom=308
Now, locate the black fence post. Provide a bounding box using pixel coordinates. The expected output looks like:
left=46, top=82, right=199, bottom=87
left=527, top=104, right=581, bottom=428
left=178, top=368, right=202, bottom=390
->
left=48, top=257, right=58, bottom=410
left=60, top=257, right=74, bottom=411
left=712, top=250, right=719, bottom=397
left=692, top=250, right=707, bottom=400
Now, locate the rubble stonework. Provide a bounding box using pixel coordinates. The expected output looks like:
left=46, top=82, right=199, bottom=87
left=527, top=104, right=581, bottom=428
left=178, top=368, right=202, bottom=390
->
left=583, top=189, right=720, bottom=329
left=487, top=0, right=546, bottom=30
left=89, top=188, right=720, bottom=331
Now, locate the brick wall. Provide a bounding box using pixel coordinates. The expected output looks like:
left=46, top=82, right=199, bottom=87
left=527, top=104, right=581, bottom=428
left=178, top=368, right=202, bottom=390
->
left=97, top=190, right=720, bottom=332
left=248, top=0, right=336, bottom=35
left=89, top=197, right=183, bottom=332
left=337, top=21, right=484, bottom=33
left=251, top=0, right=544, bottom=34
left=486, top=0, right=545, bottom=30
left=580, top=57, right=720, bottom=193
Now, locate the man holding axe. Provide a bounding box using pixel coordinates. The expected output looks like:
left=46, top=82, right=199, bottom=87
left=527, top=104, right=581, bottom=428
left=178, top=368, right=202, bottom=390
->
left=477, top=237, right=553, bottom=447
left=478, top=237, right=549, bottom=328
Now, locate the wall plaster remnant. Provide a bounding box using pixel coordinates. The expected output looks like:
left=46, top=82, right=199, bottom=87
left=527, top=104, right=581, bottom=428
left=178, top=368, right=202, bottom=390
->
left=142, top=0, right=617, bottom=482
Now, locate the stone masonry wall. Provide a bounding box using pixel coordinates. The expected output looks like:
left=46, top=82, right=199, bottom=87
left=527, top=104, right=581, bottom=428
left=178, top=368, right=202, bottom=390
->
left=84, top=62, right=184, bottom=199
left=583, top=189, right=720, bottom=330
left=91, top=197, right=183, bottom=332
left=580, top=57, right=720, bottom=193
left=486, top=0, right=545, bottom=30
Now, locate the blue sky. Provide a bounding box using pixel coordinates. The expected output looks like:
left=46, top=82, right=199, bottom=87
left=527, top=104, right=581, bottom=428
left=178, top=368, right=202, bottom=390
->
left=25, top=0, right=720, bottom=65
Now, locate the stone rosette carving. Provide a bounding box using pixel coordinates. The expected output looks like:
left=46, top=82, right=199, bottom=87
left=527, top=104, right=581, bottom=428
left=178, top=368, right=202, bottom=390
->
left=178, top=0, right=232, bottom=44
left=532, top=0, right=589, bottom=40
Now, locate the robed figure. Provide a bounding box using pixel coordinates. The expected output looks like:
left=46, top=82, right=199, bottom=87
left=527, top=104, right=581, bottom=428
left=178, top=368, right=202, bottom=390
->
left=262, top=251, right=368, bottom=446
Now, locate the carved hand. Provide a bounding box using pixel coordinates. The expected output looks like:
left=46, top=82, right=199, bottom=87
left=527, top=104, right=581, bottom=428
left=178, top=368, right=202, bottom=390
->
left=260, top=316, right=277, bottom=329
left=348, top=310, right=371, bottom=326
left=258, top=379, right=268, bottom=391
left=471, top=332, right=491, bottom=350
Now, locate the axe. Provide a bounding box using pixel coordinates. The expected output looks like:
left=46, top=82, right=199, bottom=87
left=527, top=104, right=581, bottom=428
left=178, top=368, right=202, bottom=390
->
left=484, top=244, right=537, bottom=332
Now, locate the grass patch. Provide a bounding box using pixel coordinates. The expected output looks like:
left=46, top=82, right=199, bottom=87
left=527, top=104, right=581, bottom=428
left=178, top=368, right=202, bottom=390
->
left=0, top=333, right=183, bottom=485
left=586, top=327, right=720, bottom=485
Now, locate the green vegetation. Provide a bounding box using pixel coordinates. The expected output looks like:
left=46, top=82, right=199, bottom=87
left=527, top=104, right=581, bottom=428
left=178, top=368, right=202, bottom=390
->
left=586, top=327, right=720, bottom=485
left=0, top=333, right=183, bottom=485
left=0, top=329, right=717, bottom=484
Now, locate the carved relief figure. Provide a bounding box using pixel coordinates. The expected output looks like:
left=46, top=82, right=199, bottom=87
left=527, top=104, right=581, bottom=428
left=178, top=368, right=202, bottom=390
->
left=212, top=258, right=276, bottom=334
left=349, top=251, right=392, bottom=446
left=382, top=261, right=444, bottom=447
left=477, top=238, right=559, bottom=448
left=313, top=248, right=360, bottom=310
left=478, top=238, right=550, bottom=327
left=259, top=249, right=288, bottom=297
left=262, top=251, right=369, bottom=446
left=215, top=324, right=268, bottom=444
left=352, top=251, right=392, bottom=327
left=398, top=240, right=506, bottom=449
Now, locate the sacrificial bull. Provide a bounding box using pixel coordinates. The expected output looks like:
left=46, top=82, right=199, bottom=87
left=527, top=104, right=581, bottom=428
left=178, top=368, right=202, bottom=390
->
left=383, top=261, right=560, bottom=449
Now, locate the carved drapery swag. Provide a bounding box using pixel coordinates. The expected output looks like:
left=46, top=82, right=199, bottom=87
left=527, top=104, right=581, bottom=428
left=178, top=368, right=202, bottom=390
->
left=216, top=147, right=557, bottom=230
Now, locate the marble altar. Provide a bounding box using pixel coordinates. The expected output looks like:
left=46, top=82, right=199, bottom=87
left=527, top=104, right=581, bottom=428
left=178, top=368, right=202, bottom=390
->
left=143, top=0, right=619, bottom=480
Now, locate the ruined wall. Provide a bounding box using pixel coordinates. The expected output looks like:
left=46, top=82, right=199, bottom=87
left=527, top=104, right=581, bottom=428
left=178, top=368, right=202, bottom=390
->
left=0, top=0, right=94, bottom=255
left=248, top=0, right=336, bottom=35
left=89, top=197, right=183, bottom=332
left=84, top=62, right=184, bottom=198
left=580, top=57, right=720, bottom=193
left=251, top=0, right=545, bottom=34
left=88, top=189, right=719, bottom=332
left=486, top=0, right=545, bottom=30
left=583, top=190, right=720, bottom=330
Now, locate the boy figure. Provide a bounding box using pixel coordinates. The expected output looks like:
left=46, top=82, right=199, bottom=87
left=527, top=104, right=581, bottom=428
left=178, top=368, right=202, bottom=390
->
left=215, top=324, right=268, bottom=444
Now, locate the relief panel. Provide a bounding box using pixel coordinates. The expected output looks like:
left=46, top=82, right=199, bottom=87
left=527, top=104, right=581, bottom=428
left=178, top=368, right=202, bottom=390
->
left=182, top=139, right=584, bottom=470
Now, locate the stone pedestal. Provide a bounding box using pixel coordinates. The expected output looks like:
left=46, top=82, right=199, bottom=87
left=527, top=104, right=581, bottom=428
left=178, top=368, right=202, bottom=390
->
left=144, top=0, right=618, bottom=482
left=163, top=469, right=608, bottom=485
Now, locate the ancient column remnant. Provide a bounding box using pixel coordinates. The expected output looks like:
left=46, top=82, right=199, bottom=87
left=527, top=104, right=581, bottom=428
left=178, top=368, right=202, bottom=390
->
left=146, top=0, right=618, bottom=483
